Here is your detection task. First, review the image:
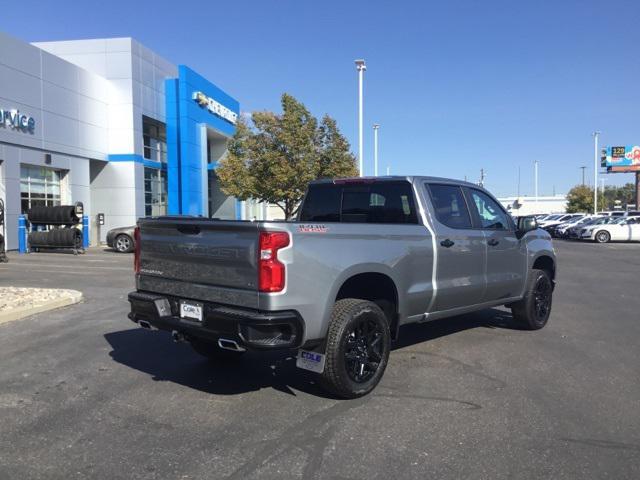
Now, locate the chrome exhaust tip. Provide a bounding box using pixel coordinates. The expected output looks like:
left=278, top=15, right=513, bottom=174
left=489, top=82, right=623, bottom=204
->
left=218, top=338, right=246, bottom=352
left=172, top=330, right=186, bottom=343
left=138, top=320, right=154, bottom=330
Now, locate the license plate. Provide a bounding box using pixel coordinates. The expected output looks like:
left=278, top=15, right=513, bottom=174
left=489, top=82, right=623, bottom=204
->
left=296, top=350, right=325, bottom=373
left=179, top=300, right=203, bottom=322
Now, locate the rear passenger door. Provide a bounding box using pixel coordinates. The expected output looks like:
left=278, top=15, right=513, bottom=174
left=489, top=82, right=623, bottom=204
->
left=465, top=188, right=526, bottom=302
left=425, top=183, right=486, bottom=311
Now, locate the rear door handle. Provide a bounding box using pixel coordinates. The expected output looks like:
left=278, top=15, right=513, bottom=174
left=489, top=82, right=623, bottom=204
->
left=440, top=239, right=455, bottom=248
left=488, top=238, right=499, bottom=246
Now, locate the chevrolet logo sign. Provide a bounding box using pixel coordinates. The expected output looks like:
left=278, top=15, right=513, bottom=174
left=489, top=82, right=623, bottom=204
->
left=192, top=91, right=238, bottom=125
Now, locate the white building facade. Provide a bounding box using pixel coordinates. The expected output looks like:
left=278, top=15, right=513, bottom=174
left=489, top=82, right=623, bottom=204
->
left=498, top=195, right=568, bottom=216
left=0, top=31, right=241, bottom=250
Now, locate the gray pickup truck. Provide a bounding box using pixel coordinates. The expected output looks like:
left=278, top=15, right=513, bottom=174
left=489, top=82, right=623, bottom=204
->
left=128, top=176, right=555, bottom=398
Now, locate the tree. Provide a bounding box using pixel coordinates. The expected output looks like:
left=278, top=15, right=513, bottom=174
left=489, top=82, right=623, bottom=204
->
left=566, top=185, right=593, bottom=213
left=216, top=94, right=358, bottom=220
left=601, top=183, right=636, bottom=210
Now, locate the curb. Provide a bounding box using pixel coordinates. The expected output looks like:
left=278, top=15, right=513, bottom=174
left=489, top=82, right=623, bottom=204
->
left=0, top=291, right=83, bottom=325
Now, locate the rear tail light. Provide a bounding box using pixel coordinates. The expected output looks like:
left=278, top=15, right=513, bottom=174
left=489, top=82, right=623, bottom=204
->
left=133, top=226, right=141, bottom=273
left=258, top=231, right=290, bottom=292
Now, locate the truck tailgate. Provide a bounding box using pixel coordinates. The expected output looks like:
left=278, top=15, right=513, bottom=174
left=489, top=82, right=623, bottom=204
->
left=137, top=218, right=260, bottom=305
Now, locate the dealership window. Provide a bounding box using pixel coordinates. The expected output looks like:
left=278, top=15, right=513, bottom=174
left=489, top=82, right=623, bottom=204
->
left=144, top=167, right=167, bottom=216
left=20, top=165, right=62, bottom=213
left=143, top=116, right=167, bottom=163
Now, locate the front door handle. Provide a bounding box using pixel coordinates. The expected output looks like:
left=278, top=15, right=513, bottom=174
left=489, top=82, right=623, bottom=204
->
left=440, top=239, right=455, bottom=248
left=488, top=238, right=499, bottom=246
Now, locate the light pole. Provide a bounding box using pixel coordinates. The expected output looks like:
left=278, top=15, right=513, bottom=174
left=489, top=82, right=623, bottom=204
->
left=592, top=131, right=600, bottom=214
left=534, top=160, right=539, bottom=209
left=580, top=166, right=586, bottom=185
left=355, top=59, right=366, bottom=176
left=373, top=124, right=379, bottom=176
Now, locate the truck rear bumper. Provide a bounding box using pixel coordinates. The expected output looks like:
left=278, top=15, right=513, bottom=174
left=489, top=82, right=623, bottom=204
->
left=128, top=291, right=304, bottom=350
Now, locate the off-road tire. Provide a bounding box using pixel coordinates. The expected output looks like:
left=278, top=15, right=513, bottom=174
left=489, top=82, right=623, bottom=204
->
left=320, top=298, right=391, bottom=399
left=190, top=338, right=245, bottom=361
left=511, top=269, right=553, bottom=330
left=594, top=230, right=610, bottom=243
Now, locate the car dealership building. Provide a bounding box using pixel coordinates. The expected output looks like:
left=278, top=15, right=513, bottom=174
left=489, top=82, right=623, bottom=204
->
left=0, top=30, right=242, bottom=250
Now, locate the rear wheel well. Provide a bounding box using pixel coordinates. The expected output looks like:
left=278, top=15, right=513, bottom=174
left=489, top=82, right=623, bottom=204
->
left=335, top=273, right=399, bottom=339
left=532, top=256, right=555, bottom=280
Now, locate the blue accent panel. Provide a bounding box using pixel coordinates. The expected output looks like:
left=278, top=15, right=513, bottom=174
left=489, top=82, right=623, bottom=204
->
left=107, top=154, right=166, bottom=170
left=207, top=162, right=218, bottom=170
left=142, top=159, right=165, bottom=170
left=235, top=200, right=242, bottom=220
left=108, top=154, right=145, bottom=163
left=82, top=216, right=89, bottom=248
left=178, top=65, right=239, bottom=138
left=177, top=66, right=238, bottom=215
left=166, top=78, right=181, bottom=215
left=18, top=215, right=27, bottom=254
left=163, top=65, right=239, bottom=216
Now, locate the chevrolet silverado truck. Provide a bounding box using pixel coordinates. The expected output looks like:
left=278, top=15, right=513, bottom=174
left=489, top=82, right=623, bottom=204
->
left=128, top=176, right=555, bottom=398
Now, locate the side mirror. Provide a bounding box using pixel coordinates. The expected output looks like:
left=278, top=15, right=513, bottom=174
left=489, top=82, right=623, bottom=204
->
left=516, top=215, right=538, bottom=239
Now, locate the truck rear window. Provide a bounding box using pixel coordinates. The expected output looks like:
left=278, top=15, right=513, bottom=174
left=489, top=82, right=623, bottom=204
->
left=299, top=181, right=418, bottom=224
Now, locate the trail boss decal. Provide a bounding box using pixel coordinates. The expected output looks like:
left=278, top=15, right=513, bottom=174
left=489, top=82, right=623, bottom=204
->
left=298, top=224, right=328, bottom=233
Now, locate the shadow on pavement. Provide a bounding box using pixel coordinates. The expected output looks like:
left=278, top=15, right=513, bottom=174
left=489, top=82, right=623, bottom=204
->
left=104, top=307, right=517, bottom=398
left=394, top=307, right=518, bottom=350
left=104, top=328, right=329, bottom=398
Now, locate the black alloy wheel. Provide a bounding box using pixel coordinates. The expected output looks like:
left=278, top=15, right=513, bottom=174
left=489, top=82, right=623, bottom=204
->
left=533, top=274, right=552, bottom=322
left=344, top=317, right=384, bottom=384
left=511, top=268, right=553, bottom=330
left=320, top=298, right=391, bottom=398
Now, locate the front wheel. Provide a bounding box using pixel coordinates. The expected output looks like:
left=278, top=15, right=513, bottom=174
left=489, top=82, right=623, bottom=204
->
left=320, top=299, right=391, bottom=399
left=511, top=269, right=553, bottom=330
left=594, top=230, right=610, bottom=243
left=115, top=234, right=134, bottom=253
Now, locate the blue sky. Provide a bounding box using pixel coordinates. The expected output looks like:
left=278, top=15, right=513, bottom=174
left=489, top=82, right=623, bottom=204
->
left=3, top=0, right=639, bottom=196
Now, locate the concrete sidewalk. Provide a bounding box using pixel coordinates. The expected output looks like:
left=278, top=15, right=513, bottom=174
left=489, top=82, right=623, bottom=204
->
left=0, top=287, right=83, bottom=325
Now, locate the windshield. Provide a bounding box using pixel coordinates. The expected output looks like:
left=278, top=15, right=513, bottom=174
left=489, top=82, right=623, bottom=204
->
left=545, top=215, right=561, bottom=220
left=584, top=217, right=612, bottom=226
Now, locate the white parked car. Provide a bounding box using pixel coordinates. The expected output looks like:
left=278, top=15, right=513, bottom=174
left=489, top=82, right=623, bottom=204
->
left=537, top=214, right=564, bottom=226
left=555, top=215, right=600, bottom=238
left=580, top=216, right=640, bottom=243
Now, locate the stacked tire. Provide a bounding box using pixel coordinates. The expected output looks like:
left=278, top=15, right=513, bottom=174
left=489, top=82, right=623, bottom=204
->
left=27, top=206, right=80, bottom=225
left=28, top=228, right=82, bottom=249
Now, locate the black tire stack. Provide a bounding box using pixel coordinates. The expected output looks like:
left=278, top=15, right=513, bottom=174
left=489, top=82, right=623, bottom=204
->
left=28, top=229, right=82, bottom=249
left=26, top=202, right=84, bottom=254
left=27, top=205, right=80, bottom=225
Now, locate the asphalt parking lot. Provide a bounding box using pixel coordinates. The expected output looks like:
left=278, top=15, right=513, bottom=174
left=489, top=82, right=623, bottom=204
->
left=0, top=241, right=639, bottom=479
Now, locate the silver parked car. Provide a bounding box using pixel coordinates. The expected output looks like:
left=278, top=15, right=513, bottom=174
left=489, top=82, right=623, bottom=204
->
left=106, top=226, right=136, bottom=253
